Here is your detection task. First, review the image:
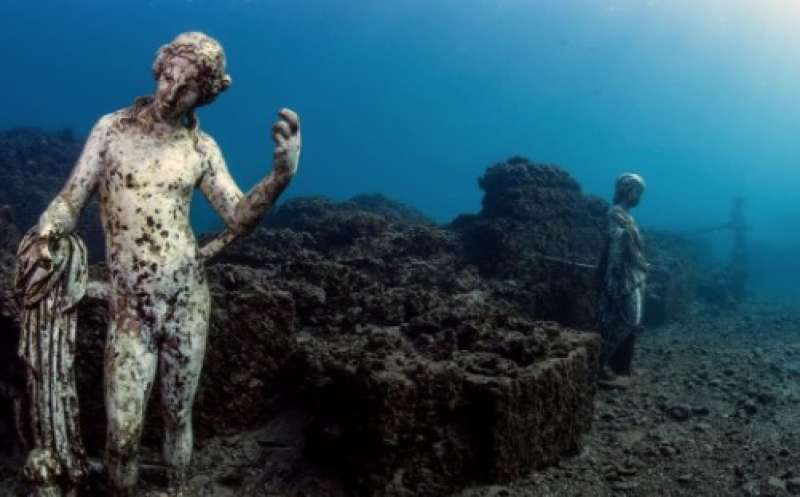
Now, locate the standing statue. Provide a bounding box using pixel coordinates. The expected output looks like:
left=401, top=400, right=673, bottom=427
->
left=17, top=32, right=301, bottom=497
left=596, top=173, right=647, bottom=380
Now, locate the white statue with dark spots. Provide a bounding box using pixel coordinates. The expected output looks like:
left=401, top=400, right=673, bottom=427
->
left=25, top=32, right=301, bottom=496
left=596, top=173, right=647, bottom=379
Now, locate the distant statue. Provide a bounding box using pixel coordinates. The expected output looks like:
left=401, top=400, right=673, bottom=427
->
left=17, top=32, right=301, bottom=497
left=596, top=173, right=647, bottom=379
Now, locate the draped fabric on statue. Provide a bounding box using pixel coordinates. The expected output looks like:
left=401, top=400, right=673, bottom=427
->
left=15, top=229, right=89, bottom=490
left=596, top=205, right=647, bottom=369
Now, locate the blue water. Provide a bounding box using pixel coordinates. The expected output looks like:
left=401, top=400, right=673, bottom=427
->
left=1, top=0, right=798, bottom=301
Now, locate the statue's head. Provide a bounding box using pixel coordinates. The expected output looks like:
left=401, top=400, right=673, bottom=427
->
left=613, top=172, right=646, bottom=208
left=152, top=32, right=232, bottom=121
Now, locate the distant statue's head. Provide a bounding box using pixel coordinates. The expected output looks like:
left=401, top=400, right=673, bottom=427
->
left=152, top=32, right=232, bottom=121
left=613, top=173, right=646, bottom=209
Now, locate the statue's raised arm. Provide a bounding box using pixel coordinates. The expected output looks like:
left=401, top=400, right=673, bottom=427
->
left=197, top=108, right=301, bottom=260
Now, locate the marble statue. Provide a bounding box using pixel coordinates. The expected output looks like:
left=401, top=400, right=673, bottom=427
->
left=17, top=31, right=301, bottom=496
left=597, top=173, right=647, bottom=378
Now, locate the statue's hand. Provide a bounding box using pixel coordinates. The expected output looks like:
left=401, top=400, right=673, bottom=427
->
left=33, top=234, right=55, bottom=269
left=272, top=108, right=301, bottom=178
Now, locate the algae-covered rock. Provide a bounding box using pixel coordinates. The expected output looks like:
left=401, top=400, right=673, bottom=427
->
left=0, top=152, right=700, bottom=496
left=452, top=158, right=610, bottom=328
left=0, top=129, right=104, bottom=259
left=209, top=201, right=600, bottom=496
left=0, top=205, right=20, bottom=456
left=452, top=157, right=697, bottom=329
left=292, top=313, right=599, bottom=496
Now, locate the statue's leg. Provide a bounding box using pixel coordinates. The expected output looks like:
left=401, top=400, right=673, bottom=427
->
left=158, top=285, right=210, bottom=494
left=609, top=331, right=636, bottom=375
left=609, top=290, right=643, bottom=375
left=599, top=298, right=625, bottom=371
left=104, top=317, right=158, bottom=497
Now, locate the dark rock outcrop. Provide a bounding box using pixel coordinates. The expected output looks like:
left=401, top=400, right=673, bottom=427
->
left=451, top=158, right=608, bottom=328
left=0, top=148, right=704, bottom=496
left=0, top=206, right=20, bottom=456
left=0, top=129, right=104, bottom=260
left=211, top=203, right=600, bottom=496
left=451, top=157, right=695, bottom=329
left=63, top=200, right=599, bottom=497
left=0, top=206, right=18, bottom=322
left=347, top=193, right=434, bottom=225
left=294, top=316, right=598, bottom=496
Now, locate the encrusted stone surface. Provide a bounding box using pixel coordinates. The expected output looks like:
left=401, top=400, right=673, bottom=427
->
left=452, top=157, right=694, bottom=329
left=0, top=206, right=20, bottom=457
left=293, top=317, right=599, bottom=496
left=0, top=206, right=18, bottom=322
left=0, top=150, right=705, bottom=496
left=451, top=158, right=609, bottom=328
left=209, top=200, right=600, bottom=496
left=57, top=200, right=601, bottom=496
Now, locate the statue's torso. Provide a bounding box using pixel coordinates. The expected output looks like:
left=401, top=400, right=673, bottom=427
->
left=605, top=205, right=647, bottom=295
left=96, top=112, right=208, bottom=297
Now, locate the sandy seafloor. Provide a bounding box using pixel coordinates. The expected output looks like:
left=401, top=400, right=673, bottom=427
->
left=1, top=300, right=798, bottom=497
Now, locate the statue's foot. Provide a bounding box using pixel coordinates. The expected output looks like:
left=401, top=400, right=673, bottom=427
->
left=108, top=488, right=137, bottom=497
left=165, top=484, right=187, bottom=497
left=598, top=368, right=639, bottom=390
left=140, top=491, right=170, bottom=497
left=30, top=484, right=63, bottom=497
left=165, top=469, right=188, bottom=497
left=138, top=486, right=187, bottom=497
left=600, top=375, right=635, bottom=390
left=598, top=365, right=616, bottom=381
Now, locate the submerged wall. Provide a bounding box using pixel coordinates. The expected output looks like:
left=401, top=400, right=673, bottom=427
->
left=451, top=157, right=696, bottom=329
left=0, top=130, right=705, bottom=496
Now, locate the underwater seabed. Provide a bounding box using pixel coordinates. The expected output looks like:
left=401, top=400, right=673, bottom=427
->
left=0, top=130, right=795, bottom=497
left=2, top=298, right=799, bottom=497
